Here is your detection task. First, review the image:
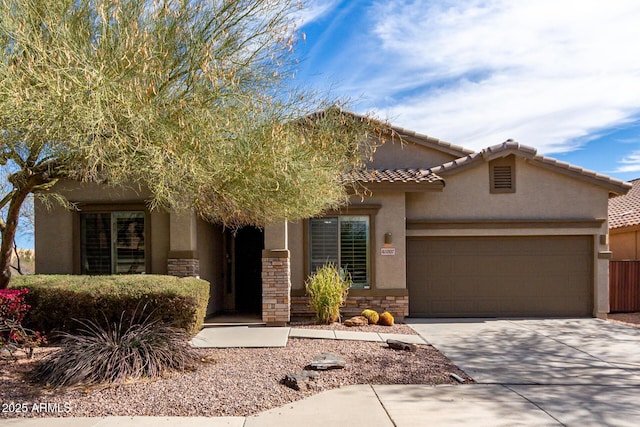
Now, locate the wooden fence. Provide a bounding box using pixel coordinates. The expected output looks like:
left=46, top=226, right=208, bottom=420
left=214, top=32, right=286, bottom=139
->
left=610, top=261, right=640, bottom=312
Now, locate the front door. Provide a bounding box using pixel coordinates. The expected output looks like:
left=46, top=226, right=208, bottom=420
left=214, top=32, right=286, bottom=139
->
left=233, top=226, right=264, bottom=313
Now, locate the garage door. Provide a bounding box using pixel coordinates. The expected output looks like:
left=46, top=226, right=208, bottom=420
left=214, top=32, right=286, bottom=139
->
left=407, top=236, right=593, bottom=317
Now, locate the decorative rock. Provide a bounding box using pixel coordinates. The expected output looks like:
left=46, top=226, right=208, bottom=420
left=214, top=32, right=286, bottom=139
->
left=386, top=339, right=417, bottom=352
left=344, top=316, right=369, bottom=327
left=306, top=353, right=346, bottom=370
left=281, top=371, right=318, bottom=391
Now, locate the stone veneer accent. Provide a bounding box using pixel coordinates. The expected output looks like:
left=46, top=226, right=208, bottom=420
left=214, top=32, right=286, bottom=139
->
left=167, top=258, right=200, bottom=278
left=262, top=249, right=291, bottom=326
left=291, top=294, right=409, bottom=321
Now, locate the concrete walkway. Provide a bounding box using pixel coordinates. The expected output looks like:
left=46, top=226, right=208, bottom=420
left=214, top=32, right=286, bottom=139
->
left=5, top=318, right=640, bottom=426
left=189, top=326, right=427, bottom=348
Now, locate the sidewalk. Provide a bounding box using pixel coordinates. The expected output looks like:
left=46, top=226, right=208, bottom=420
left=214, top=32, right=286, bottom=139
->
left=3, top=384, right=570, bottom=426
left=188, top=325, right=427, bottom=348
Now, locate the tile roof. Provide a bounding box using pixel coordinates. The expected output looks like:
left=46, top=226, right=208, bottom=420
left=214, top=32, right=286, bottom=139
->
left=429, top=140, right=631, bottom=195
left=609, top=178, right=640, bottom=229
left=388, top=124, right=474, bottom=157
left=340, top=168, right=445, bottom=184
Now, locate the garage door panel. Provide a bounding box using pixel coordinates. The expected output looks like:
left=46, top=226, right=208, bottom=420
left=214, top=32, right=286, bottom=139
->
left=408, top=236, right=593, bottom=317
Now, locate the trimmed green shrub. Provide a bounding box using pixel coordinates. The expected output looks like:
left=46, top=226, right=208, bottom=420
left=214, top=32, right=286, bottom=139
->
left=379, top=311, right=394, bottom=326
left=361, top=309, right=379, bottom=325
left=9, top=275, right=209, bottom=337
left=305, top=264, right=351, bottom=324
left=33, top=306, right=200, bottom=387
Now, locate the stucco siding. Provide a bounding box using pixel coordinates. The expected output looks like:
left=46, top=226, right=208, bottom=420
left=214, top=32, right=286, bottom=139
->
left=364, top=191, right=406, bottom=290
left=287, top=221, right=304, bottom=291
left=148, top=211, right=170, bottom=274
left=407, top=158, right=608, bottom=220
left=35, top=200, right=74, bottom=273
left=196, top=219, right=223, bottom=315
left=367, top=140, right=458, bottom=170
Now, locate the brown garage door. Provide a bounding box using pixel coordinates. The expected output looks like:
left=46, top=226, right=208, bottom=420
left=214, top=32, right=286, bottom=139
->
left=407, top=236, right=593, bottom=317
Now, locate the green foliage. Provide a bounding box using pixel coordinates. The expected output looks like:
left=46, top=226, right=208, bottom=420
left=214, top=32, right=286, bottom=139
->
left=33, top=307, right=200, bottom=387
left=378, top=311, right=394, bottom=326
left=305, top=264, right=351, bottom=324
left=361, top=309, right=379, bottom=325
left=10, top=275, right=209, bottom=337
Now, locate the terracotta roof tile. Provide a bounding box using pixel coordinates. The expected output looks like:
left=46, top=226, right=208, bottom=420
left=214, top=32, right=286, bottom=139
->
left=340, top=168, right=444, bottom=184
left=609, top=178, right=640, bottom=229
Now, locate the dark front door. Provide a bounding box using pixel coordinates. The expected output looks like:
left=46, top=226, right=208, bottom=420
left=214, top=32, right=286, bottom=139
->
left=234, top=226, right=264, bottom=313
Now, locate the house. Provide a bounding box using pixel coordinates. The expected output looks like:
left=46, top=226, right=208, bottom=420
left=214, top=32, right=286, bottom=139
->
left=34, top=121, right=631, bottom=324
left=609, top=178, right=640, bottom=260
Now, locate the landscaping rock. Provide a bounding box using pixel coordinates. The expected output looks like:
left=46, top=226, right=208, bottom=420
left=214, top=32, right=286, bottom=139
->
left=281, top=371, right=318, bottom=391
left=306, top=353, right=346, bottom=370
left=386, top=339, right=417, bottom=352
left=344, top=316, right=369, bottom=327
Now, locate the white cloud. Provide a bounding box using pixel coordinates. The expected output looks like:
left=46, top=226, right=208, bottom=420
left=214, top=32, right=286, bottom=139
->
left=295, top=0, right=341, bottom=26
left=614, top=151, right=640, bottom=173
left=320, top=0, right=640, bottom=153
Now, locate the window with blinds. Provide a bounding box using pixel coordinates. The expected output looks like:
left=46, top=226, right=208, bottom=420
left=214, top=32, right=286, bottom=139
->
left=80, top=212, right=146, bottom=274
left=309, top=216, right=370, bottom=289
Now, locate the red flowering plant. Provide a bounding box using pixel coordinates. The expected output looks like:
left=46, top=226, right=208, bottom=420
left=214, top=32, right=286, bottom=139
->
left=0, top=288, right=46, bottom=359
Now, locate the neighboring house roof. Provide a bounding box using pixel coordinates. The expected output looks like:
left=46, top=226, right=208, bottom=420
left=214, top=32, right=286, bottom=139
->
left=341, top=168, right=445, bottom=184
left=428, top=140, right=631, bottom=195
left=609, top=178, right=640, bottom=229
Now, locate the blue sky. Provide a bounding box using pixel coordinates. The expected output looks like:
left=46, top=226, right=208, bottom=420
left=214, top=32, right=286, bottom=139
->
left=293, top=0, right=640, bottom=181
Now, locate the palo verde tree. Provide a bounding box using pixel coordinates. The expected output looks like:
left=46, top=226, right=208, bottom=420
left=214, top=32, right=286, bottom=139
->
left=0, top=0, right=387, bottom=288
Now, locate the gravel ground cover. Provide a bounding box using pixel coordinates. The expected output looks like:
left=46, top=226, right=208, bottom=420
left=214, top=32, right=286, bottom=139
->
left=1, top=323, right=469, bottom=418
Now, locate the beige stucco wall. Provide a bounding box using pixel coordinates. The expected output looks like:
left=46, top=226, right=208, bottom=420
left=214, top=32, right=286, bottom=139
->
left=35, top=179, right=170, bottom=275
left=34, top=200, right=74, bottom=274
left=610, top=228, right=640, bottom=260
left=367, top=140, right=458, bottom=170
left=287, top=221, right=305, bottom=291
left=286, top=190, right=408, bottom=292
left=196, top=219, right=224, bottom=315
left=407, top=158, right=607, bottom=220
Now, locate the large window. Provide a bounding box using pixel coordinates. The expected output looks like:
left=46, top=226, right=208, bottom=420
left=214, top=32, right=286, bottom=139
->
left=80, top=211, right=146, bottom=274
left=309, top=215, right=370, bottom=289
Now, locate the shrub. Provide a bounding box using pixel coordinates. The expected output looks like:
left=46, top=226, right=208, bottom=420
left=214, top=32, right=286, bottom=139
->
left=305, top=264, right=351, bottom=324
left=361, top=309, right=379, bottom=325
left=0, top=288, right=46, bottom=358
left=379, top=311, right=394, bottom=326
left=10, top=275, right=209, bottom=337
left=33, top=306, right=200, bottom=387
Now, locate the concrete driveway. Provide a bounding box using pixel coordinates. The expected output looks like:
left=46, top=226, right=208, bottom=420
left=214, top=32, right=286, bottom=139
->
left=407, top=318, right=640, bottom=426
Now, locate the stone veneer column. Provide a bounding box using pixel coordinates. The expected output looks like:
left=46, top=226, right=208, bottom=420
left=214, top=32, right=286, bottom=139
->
left=167, top=211, right=200, bottom=278
left=167, top=257, right=200, bottom=278
left=262, top=249, right=291, bottom=326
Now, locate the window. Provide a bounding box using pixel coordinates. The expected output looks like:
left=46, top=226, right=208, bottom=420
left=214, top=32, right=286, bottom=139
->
left=80, top=211, right=146, bottom=274
left=490, top=155, right=516, bottom=193
left=309, top=216, right=370, bottom=289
